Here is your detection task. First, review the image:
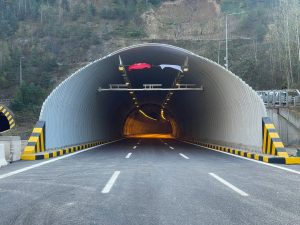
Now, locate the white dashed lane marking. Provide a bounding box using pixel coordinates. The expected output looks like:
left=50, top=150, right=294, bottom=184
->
left=125, top=153, right=132, bottom=159
left=209, top=173, right=249, bottom=197
left=102, top=171, right=121, bottom=194
left=179, top=153, right=189, bottom=159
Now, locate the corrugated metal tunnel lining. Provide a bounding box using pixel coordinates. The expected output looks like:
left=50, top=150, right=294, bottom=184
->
left=40, top=43, right=266, bottom=151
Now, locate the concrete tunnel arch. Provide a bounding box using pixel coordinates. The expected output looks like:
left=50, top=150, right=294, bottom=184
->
left=40, top=43, right=267, bottom=151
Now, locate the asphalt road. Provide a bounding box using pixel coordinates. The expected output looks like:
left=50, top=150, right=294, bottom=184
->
left=0, top=138, right=299, bottom=225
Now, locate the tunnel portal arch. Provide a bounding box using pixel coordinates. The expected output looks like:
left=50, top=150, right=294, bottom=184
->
left=40, top=43, right=266, bottom=151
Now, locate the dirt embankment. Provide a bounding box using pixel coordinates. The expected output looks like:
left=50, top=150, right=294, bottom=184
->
left=141, top=0, right=223, bottom=40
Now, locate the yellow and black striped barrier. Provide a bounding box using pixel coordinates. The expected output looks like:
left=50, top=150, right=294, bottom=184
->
left=262, top=117, right=288, bottom=157
left=21, top=140, right=113, bottom=160
left=0, top=105, right=15, bottom=133
left=22, top=121, right=46, bottom=156
left=21, top=120, right=120, bottom=160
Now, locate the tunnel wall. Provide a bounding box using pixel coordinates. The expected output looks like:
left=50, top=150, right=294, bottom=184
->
left=40, top=43, right=266, bottom=151
left=40, top=57, right=129, bottom=148
left=173, top=57, right=267, bottom=151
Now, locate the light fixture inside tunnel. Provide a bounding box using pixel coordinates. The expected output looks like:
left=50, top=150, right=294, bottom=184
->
left=160, top=57, right=189, bottom=116
left=118, top=56, right=125, bottom=73
left=183, top=66, right=189, bottom=72
left=139, top=110, right=157, bottom=121
left=161, top=110, right=168, bottom=121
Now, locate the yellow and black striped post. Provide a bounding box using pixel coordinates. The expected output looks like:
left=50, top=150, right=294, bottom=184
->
left=0, top=105, right=15, bottom=132
left=262, top=117, right=288, bottom=157
left=23, top=121, right=46, bottom=155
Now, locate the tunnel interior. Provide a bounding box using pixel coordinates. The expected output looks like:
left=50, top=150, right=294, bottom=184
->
left=0, top=112, right=10, bottom=133
left=123, top=103, right=178, bottom=138
left=40, top=44, right=266, bottom=151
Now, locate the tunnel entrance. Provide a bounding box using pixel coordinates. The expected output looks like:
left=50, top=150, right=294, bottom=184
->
left=39, top=43, right=266, bottom=151
left=0, top=112, right=10, bottom=133
left=123, top=104, right=177, bottom=139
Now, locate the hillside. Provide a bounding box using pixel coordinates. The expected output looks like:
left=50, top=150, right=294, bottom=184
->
left=1, top=0, right=300, bottom=138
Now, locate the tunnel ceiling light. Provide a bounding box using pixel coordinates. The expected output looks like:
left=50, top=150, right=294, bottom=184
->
left=139, top=110, right=157, bottom=121
left=161, top=110, right=168, bottom=121
left=119, top=55, right=125, bottom=71
left=118, top=65, right=125, bottom=73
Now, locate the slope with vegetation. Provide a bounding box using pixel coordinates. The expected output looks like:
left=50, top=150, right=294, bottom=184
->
left=0, top=0, right=300, bottom=138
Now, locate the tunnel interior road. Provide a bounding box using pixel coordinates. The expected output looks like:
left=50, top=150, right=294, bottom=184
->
left=40, top=43, right=266, bottom=151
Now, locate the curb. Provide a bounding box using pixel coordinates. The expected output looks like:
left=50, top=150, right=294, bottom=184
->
left=21, top=140, right=114, bottom=161
left=181, top=140, right=300, bottom=165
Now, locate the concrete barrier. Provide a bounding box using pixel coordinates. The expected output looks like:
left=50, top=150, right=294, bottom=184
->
left=0, top=144, right=8, bottom=167
left=0, top=136, right=21, bottom=162
left=267, top=108, right=300, bottom=146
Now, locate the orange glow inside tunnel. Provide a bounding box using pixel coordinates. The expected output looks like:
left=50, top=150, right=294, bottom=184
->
left=125, top=134, right=174, bottom=139
left=123, top=104, right=179, bottom=138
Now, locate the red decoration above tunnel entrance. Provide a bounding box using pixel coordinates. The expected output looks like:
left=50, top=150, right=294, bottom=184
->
left=128, top=63, right=152, bottom=71
left=119, top=56, right=188, bottom=74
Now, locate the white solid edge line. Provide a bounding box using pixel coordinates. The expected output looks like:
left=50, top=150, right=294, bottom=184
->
left=209, top=173, right=249, bottom=197
left=102, top=171, right=121, bottom=194
left=0, top=139, right=124, bottom=180
left=179, top=140, right=300, bottom=175
left=179, top=153, right=189, bottom=159
left=169, top=146, right=174, bottom=150
left=125, top=152, right=132, bottom=159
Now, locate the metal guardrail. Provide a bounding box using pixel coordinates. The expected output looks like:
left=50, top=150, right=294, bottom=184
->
left=257, top=89, right=300, bottom=107
left=98, top=83, right=204, bottom=92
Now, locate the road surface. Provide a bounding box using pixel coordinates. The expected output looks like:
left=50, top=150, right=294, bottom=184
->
left=0, top=139, right=299, bottom=225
